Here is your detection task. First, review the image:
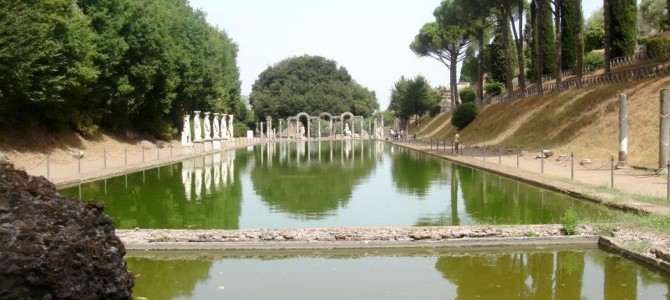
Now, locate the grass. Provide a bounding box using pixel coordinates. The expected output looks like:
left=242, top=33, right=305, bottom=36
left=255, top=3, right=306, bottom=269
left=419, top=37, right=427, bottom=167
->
left=414, top=77, right=670, bottom=167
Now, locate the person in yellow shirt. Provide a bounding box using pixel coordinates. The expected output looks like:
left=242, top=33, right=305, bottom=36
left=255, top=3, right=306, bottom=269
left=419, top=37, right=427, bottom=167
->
left=454, top=130, right=461, bottom=154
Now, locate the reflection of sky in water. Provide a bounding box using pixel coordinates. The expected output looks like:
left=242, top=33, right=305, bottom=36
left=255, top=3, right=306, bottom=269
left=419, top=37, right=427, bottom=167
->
left=127, top=249, right=670, bottom=300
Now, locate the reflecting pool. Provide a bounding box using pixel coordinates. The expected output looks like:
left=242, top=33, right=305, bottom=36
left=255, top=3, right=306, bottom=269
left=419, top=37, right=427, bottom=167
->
left=126, top=247, right=670, bottom=300
left=59, top=141, right=621, bottom=229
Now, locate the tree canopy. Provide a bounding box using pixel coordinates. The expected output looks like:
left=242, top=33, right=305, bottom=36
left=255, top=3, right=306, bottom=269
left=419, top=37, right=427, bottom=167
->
left=388, top=75, right=438, bottom=121
left=249, top=55, right=378, bottom=120
left=0, top=0, right=243, bottom=137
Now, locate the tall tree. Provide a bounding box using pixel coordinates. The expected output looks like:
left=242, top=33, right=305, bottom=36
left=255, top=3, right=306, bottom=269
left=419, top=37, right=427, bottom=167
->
left=604, top=0, right=612, bottom=73
left=575, top=0, right=584, bottom=79
left=560, top=0, right=580, bottom=71
left=554, top=0, right=563, bottom=83
left=455, top=0, right=494, bottom=102
left=511, top=0, right=526, bottom=90
left=412, top=0, right=468, bottom=107
left=609, top=0, right=638, bottom=57
left=492, top=0, right=516, bottom=92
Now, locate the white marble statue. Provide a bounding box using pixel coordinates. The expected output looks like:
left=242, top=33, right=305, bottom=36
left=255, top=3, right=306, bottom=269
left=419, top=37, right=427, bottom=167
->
left=181, top=114, right=192, bottom=146
left=299, top=124, right=306, bottom=139
left=344, top=123, right=352, bottom=137
left=221, top=115, right=228, bottom=139
left=213, top=113, right=220, bottom=139
left=203, top=112, right=211, bottom=141
left=227, top=114, right=234, bottom=140
left=193, top=111, right=202, bottom=142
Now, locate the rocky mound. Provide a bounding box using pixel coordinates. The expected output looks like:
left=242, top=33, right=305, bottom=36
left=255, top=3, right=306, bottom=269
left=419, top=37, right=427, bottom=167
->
left=0, top=161, right=133, bottom=299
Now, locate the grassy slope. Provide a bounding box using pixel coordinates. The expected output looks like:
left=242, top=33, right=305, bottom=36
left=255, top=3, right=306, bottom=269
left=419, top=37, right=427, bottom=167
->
left=410, top=77, right=670, bottom=168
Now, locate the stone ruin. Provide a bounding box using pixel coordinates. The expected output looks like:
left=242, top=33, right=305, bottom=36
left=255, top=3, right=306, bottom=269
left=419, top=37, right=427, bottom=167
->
left=0, top=160, right=134, bottom=299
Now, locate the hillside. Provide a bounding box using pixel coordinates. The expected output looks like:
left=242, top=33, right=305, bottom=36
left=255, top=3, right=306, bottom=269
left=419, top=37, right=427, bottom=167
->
left=409, top=76, right=670, bottom=169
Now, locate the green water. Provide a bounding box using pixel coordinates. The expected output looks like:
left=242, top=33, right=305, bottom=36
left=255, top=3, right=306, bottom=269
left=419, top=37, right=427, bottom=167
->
left=126, top=247, right=670, bottom=299
left=59, top=141, right=621, bottom=229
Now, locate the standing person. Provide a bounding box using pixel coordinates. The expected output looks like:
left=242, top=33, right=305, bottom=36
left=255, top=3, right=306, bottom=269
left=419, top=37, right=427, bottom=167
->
left=454, top=130, right=461, bottom=154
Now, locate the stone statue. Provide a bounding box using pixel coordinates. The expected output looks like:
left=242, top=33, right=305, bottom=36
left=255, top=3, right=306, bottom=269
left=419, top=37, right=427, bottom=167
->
left=221, top=115, right=228, bottom=139
left=203, top=112, right=211, bottom=140
left=299, top=124, right=306, bottom=138
left=227, top=114, right=234, bottom=140
left=193, top=111, right=202, bottom=142
left=181, top=115, right=191, bottom=146
left=213, top=113, right=220, bottom=139
left=344, top=123, right=352, bottom=137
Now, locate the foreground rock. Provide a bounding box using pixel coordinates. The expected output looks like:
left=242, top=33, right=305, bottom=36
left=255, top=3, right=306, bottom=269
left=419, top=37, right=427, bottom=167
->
left=0, top=162, right=133, bottom=299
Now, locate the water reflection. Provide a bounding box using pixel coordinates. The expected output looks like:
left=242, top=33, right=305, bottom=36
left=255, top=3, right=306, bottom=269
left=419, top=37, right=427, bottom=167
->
left=251, top=140, right=378, bottom=219
left=126, top=248, right=670, bottom=300
left=59, top=141, right=622, bottom=229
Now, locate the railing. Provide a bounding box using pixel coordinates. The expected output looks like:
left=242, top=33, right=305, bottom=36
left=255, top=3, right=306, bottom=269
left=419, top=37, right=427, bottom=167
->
left=486, top=60, right=670, bottom=105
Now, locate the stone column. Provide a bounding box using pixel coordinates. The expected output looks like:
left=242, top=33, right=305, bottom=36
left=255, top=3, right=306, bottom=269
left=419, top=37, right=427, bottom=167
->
left=193, top=111, right=202, bottom=142
left=213, top=113, right=220, bottom=139
left=227, top=114, right=234, bottom=140
left=266, top=116, right=272, bottom=140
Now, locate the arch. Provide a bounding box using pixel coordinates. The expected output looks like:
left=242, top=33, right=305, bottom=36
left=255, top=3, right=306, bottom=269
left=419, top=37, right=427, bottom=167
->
left=295, top=112, right=311, bottom=139
left=318, top=112, right=334, bottom=138
left=340, top=112, right=354, bottom=138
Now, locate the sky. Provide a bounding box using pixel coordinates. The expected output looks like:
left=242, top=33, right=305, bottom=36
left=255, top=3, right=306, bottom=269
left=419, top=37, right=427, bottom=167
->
left=190, top=0, right=605, bottom=110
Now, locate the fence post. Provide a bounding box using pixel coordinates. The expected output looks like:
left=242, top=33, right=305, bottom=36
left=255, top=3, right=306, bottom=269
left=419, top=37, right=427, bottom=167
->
left=77, top=152, right=81, bottom=174
left=483, top=144, right=487, bottom=163
left=142, top=147, right=145, bottom=162
left=104, top=148, right=107, bottom=169
left=157, top=146, right=160, bottom=160
left=571, top=151, right=574, bottom=180
left=611, top=155, right=615, bottom=188
left=541, top=149, right=544, bottom=174
left=125, top=146, right=127, bottom=166
left=667, top=161, right=670, bottom=201
left=46, top=154, right=50, bottom=179
left=516, top=146, right=519, bottom=168
left=498, top=145, right=501, bottom=164
left=170, top=146, right=173, bottom=157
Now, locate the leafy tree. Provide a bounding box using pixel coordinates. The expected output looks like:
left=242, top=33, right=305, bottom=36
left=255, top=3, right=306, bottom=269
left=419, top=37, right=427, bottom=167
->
left=416, top=0, right=469, bottom=107
left=455, top=0, right=495, bottom=101
left=0, top=0, right=98, bottom=130
left=389, top=75, right=438, bottom=126
left=609, top=0, right=638, bottom=57
left=639, top=0, right=666, bottom=36
left=249, top=55, right=378, bottom=120
left=584, top=8, right=605, bottom=52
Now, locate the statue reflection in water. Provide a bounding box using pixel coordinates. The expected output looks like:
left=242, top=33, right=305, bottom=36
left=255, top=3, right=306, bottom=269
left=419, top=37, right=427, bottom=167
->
left=181, top=151, right=236, bottom=201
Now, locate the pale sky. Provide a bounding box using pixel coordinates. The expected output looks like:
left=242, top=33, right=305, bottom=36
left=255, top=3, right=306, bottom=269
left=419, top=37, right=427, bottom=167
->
left=190, top=0, right=605, bottom=110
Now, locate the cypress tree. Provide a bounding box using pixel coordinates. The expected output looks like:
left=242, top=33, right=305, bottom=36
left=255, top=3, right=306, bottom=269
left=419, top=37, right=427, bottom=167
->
left=609, top=0, right=637, bottom=57
left=539, top=0, right=555, bottom=75
left=560, top=0, right=579, bottom=70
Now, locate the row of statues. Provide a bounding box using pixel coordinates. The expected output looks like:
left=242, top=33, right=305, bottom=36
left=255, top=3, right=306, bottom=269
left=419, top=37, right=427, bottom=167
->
left=182, top=111, right=234, bottom=146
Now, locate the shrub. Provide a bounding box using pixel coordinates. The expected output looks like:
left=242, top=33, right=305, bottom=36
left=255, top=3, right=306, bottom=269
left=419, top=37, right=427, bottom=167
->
left=583, top=51, right=604, bottom=71
left=484, top=81, right=503, bottom=96
left=429, top=105, right=441, bottom=117
left=451, top=102, right=477, bottom=130
left=233, top=123, right=250, bottom=137
left=560, top=209, right=579, bottom=235
left=645, top=37, right=670, bottom=58
left=459, top=87, right=476, bottom=103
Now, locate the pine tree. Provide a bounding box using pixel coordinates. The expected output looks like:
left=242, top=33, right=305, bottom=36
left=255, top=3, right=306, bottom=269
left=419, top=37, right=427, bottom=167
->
left=609, top=0, right=638, bottom=57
